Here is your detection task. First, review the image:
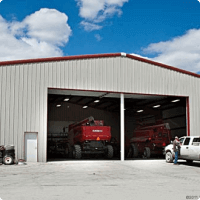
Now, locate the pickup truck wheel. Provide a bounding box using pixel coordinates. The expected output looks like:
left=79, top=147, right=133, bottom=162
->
left=186, top=160, right=193, bottom=163
left=106, top=145, right=114, bottom=159
left=144, top=147, right=151, bottom=158
left=73, top=145, right=81, bottom=159
left=165, top=152, right=173, bottom=163
left=131, top=144, right=138, bottom=158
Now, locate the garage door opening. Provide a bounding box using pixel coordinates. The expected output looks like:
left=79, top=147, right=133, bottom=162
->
left=124, top=95, right=187, bottom=160
left=47, top=89, right=120, bottom=161
left=47, top=89, right=188, bottom=161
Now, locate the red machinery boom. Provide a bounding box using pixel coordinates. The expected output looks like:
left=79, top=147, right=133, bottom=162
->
left=68, top=116, right=94, bottom=132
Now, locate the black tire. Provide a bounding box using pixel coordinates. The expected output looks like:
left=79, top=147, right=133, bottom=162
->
left=106, top=145, right=114, bottom=159
left=3, top=155, right=14, bottom=165
left=66, top=143, right=73, bottom=158
left=73, top=145, right=81, bottom=159
left=4, top=149, right=15, bottom=155
left=165, top=152, right=173, bottom=163
left=144, top=147, right=151, bottom=158
left=186, top=160, right=193, bottom=163
left=131, top=144, right=138, bottom=158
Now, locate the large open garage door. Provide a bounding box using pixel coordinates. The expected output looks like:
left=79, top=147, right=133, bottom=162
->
left=47, top=89, right=121, bottom=161
left=124, top=94, right=187, bottom=160
left=47, top=89, right=187, bottom=161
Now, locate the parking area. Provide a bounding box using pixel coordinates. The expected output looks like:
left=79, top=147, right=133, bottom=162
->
left=0, top=159, right=200, bottom=200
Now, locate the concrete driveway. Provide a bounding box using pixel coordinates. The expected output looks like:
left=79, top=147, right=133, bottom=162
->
left=0, top=159, right=200, bottom=200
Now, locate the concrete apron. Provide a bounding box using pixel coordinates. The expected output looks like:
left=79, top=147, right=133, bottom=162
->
left=0, top=160, right=200, bottom=200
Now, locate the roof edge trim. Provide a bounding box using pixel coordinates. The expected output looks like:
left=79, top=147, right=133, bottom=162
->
left=0, top=53, right=121, bottom=66
left=126, top=54, right=200, bottom=78
left=0, top=52, right=199, bottom=78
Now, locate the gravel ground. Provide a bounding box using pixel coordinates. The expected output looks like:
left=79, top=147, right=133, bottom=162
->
left=0, top=159, right=200, bottom=200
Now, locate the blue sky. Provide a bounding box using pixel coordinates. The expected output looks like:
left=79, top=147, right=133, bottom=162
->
left=0, top=0, right=200, bottom=73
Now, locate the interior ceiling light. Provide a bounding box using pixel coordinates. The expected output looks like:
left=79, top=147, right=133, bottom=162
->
left=94, top=99, right=100, bottom=103
left=137, top=110, right=143, bottom=113
left=153, top=105, right=160, bottom=108
left=56, top=104, right=61, bottom=107
left=64, top=98, right=69, bottom=101
left=83, top=106, right=88, bottom=109
left=171, top=99, right=180, bottom=103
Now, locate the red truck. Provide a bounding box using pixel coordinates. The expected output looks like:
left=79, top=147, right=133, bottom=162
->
left=127, top=123, right=171, bottom=158
left=68, top=116, right=114, bottom=159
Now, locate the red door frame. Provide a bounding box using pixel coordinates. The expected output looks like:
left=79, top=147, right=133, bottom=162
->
left=186, top=97, right=190, bottom=136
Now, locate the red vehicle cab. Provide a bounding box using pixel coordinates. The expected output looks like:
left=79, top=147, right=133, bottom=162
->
left=68, top=117, right=113, bottom=159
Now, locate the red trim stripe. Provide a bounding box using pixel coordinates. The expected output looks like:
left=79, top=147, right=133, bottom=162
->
left=0, top=52, right=200, bottom=78
left=0, top=53, right=121, bottom=66
left=186, top=97, right=190, bottom=136
left=126, top=54, right=200, bottom=78
left=48, top=87, right=188, bottom=98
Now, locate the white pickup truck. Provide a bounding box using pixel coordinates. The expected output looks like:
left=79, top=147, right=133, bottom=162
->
left=164, top=136, right=200, bottom=163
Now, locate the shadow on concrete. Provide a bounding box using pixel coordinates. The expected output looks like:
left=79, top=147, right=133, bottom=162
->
left=177, top=160, right=200, bottom=168
left=47, top=157, right=120, bottom=162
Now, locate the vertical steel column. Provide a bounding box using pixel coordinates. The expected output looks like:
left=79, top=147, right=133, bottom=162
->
left=120, top=93, right=124, bottom=161
left=186, top=97, right=190, bottom=136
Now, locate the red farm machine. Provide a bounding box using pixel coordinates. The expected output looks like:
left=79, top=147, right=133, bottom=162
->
left=127, top=123, right=171, bottom=158
left=67, top=116, right=114, bottom=159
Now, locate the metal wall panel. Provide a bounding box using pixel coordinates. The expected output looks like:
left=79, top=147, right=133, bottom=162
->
left=1, top=66, right=6, bottom=145
left=10, top=65, right=15, bottom=145
left=5, top=66, right=11, bottom=145
left=60, top=61, right=65, bottom=89
left=67, top=60, right=72, bottom=89
left=13, top=65, right=19, bottom=158
left=1, top=55, right=200, bottom=162
left=17, top=65, right=23, bottom=159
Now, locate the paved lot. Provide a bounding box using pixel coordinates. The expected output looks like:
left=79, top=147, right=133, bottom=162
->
left=0, top=159, right=200, bottom=200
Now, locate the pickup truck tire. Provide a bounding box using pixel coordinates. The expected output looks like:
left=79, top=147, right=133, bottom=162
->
left=131, top=144, right=138, bottom=158
left=73, top=145, right=81, bottom=159
left=165, top=152, right=173, bottom=163
left=186, top=160, right=193, bottom=163
left=106, top=145, right=114, bottom=159
left=144, top=147, right=151, bottom=158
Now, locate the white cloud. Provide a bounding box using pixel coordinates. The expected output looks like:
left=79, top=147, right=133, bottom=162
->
left=76, top=0, right=128, bottom=31
left=77, top=0, right=105, bottom=20
left=0, top=0, right=3, bottom=3
left=94, top=34, right=102, bottom=41
left=0, top=8, right=72, bottom=61
left=80, top=21, right=102, bottom=31
left=143, top=29, right=200, bottom=73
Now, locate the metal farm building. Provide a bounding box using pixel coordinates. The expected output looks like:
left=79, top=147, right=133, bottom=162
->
left=0, top=53, right=199, bottom=162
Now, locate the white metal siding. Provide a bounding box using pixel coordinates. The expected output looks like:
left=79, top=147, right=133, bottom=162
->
left=0, top=56, right=200, bottom=162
